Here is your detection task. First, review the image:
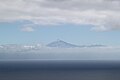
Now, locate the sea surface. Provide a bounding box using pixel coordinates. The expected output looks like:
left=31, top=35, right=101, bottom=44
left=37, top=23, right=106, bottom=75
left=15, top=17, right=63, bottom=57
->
left=0, top=60, right=120, bottom=80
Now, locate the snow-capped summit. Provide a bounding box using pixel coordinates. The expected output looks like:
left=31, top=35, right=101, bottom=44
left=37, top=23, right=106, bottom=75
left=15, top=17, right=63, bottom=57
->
left=47, top=40, right=79, bottom=48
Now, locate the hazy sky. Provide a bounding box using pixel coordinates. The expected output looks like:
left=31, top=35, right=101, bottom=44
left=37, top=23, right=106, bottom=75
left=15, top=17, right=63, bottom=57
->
left=0, top=0, right=120, bottom=45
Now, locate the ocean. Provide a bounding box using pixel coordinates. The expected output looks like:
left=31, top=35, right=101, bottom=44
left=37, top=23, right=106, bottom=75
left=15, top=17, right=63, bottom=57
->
left=0, top=60, right=120, bottom=80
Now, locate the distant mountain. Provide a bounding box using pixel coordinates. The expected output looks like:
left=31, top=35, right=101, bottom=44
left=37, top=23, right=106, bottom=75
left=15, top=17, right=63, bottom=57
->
left=47, top=40, right=79, bottom=48
left=47, top=40, right=106, bottom=48
left=0, top=40, right=106, bottom=51
left=86, top=45, right=106, bottom=48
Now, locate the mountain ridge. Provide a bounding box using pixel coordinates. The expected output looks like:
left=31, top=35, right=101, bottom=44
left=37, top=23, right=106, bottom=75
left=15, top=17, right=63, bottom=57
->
left=47, top=40, right=79, bottom=48
left=0, top=40, right=106, bottom=49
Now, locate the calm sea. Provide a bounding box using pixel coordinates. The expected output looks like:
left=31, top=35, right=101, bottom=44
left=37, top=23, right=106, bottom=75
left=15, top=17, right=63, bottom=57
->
left=0, top=60, right=120, bottom=80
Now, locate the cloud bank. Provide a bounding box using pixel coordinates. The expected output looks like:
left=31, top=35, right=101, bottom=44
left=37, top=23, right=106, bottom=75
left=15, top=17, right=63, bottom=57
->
left=21, top=24, right=35, bottom=32
left=1, top=47, right=120, bottom=60
left=0, top=0, right=120, bottom=31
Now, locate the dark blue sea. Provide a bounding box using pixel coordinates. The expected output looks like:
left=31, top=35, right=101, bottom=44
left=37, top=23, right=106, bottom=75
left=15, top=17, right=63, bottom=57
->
left=0, top=60, right=120, bottom=80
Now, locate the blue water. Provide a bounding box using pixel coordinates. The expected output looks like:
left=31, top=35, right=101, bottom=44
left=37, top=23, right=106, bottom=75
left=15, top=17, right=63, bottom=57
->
left=0, top=60, right=120, bottom=80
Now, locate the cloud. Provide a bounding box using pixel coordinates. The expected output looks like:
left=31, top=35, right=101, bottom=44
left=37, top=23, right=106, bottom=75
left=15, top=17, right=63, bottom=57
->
left=1, top=46, right=120, bottom=60
left=21, top=25, right=34, bottom=32
left=0, top=0, right=120, bottom=31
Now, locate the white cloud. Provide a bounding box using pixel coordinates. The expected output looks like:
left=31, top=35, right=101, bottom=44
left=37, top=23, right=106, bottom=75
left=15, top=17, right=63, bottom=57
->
left=21, top=25, right=34, bottom=32
left=1, top=46, right=120, bottom=60
left=0, top=0, right=120, bottom=31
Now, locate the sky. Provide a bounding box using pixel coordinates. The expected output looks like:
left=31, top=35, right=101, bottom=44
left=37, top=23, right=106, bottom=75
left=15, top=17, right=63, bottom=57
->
left=0, top=0, right=120, bottom=46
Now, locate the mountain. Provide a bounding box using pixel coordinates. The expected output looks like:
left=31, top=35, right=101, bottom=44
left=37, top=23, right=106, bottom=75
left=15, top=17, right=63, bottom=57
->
left=0, top=40, right=106, bottom=51
left=47, top=40, right=79, bottom=48
left=86, top=45, right=106, bottom=48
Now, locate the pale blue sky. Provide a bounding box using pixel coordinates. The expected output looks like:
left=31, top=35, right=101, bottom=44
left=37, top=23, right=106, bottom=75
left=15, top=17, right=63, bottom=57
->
left=0, top=21, right=120, bottom=46
left=0, top=0, right=120, bottom=46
